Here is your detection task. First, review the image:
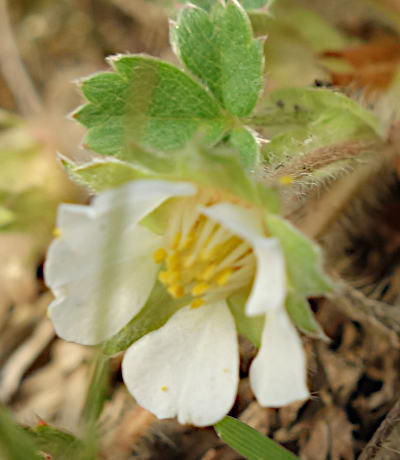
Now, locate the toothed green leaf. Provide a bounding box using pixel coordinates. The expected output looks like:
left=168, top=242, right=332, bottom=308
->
left=172, top=0, right=263, bottom=117
left=75, top=56, right=229, bottom=160
left=228, top=127, right=259, bottom=170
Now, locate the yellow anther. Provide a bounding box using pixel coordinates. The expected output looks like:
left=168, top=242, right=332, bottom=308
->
left=278, top=175, right=293, bottom=185
left=183, top=255, right=194, bottom=268
left=158, top=270, right=180, bottom=285
left=171, top=232, right=181, bottom=249
left=53, top=227, right=62, bottom=238
left=191, top=298, right=204, bottom=309
left=216, top=268, right=233, bottom=286
left=180, top=235, right=195, bottom=250
left=167, top=252, right=180, bottom=270
left=191, top=282, right=210, bottom=296
left=158, top=271, right=169, bottom=284
left=200, top=264, right=216, bottom=281
left=153, top=248, right=167, bottom=264
left=168, top=284, right=185, bottom=298
left=161, top=385, right=168, bottom=392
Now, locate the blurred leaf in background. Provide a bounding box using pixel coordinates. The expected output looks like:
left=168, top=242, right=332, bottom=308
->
left=0, top=110, right=77, bottom=315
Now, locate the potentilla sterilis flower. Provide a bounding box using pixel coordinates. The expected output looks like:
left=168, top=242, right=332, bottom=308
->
left=45, top=179, right=308, bottom=426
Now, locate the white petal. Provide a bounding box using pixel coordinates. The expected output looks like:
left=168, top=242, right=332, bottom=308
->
left=122, top=302, right=239, bottom=427
left=94, top=179, right=196, bottom=224
left=47, top=225, right=162, bottom=345
left=245, top=237, right=286, bottom=316
left=54, top=180, right=196, bottom=254
left=249, top=308, right=309, bottom=407
left=201, top=203, right=286, bottom=315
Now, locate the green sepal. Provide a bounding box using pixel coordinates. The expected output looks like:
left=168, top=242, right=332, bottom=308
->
left=62, top=140, right=280, bottom=222
left=103, top=280, right=189, bottom=355
left=265, top=214, right=332, bottom=298
left=227, top=288, right=264, bottom=348
left=61, top=157, right=147, bottom=193
left=256, top=182, right=281, bottom=214
left=75, top=55, right=229, bottom=159
left=215, top=416, right=300, bottom=460
left=172, top=0, right=263, bottom=117
left=285, top=289, right=328, bottom=340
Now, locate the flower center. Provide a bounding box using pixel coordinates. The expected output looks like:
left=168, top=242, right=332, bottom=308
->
left=153, top=197, right=256, bottom=309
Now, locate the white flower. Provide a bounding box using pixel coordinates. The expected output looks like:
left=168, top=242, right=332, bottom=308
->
left=45, top=179, right=309, bottom=426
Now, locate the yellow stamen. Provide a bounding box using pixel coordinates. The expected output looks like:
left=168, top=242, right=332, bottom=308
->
left=200, top=264, right=216, bottom=281
left=167, top=252, right=180, bottom=270
left=161, top=385, right=168, bottom=392
left=216, top=268, right=233, bottom=286
left=191, top=282, right=210, bottom=296
left=171, top=232, right=181, bottom=249
left=183, top=255, right=195, bottom=269
left=168, top=284, right=185, bottom=298
left=153, top=248, right=167, bottom=264
left=159, top=270, right=180, bottom=285
left=53, top=227, right=62, bottom=238
left=179, top=231, right=195, bottom=250
left=191, top=298, right=204, bottom=309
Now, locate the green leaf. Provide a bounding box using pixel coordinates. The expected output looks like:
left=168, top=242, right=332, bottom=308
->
left=228, top=127, right=259, bottom=170
left=241, top=0, right=271, bottom=10
left=228, top=289, right=264, bottom=348
left=0, top=404, right=43, bottom=460
left=215, top=416, right=300, bottom=460
left=172, top=0, right=263, bottom=117
left=190, top=0, right=215, bottom=10
left=191, top=0, right=271, bottom=12
left=103, top=280, right=189, bottom=355
left=254, top=87, right=383, bottom=136
left=265, top=214, right=331, bottom=298
left=75, top=56, right=229, bottom=159
left=25, top=424, right=82, bottom=460
left=286, top=289, right=328, bottom=339
left=251, top=88, right=383, bottom=168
